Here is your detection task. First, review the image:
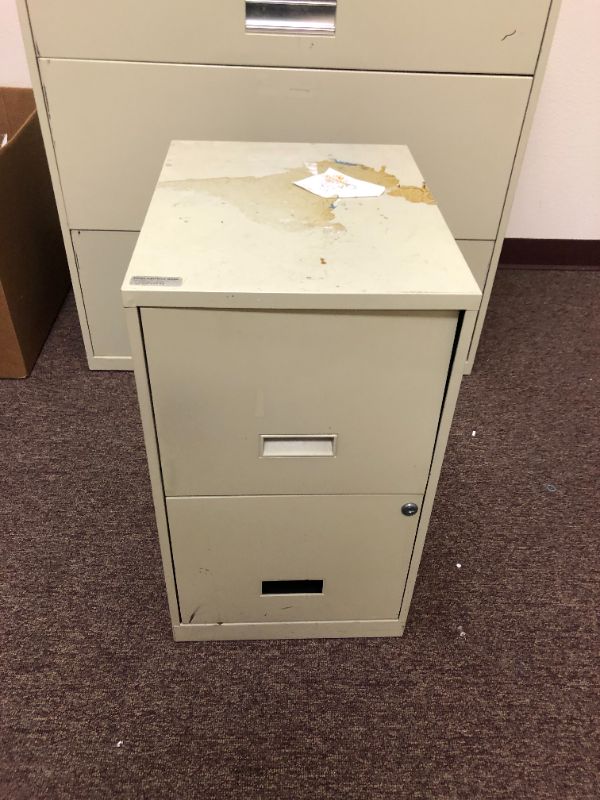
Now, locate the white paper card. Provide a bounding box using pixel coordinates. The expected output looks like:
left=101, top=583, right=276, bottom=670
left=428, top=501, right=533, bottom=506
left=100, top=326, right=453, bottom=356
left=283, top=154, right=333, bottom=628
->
left=294, top=168, right=385, bottom=199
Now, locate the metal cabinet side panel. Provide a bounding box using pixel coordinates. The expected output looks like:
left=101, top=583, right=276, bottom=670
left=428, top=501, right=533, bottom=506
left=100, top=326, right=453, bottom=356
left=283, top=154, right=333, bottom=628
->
left=125, top=308, right=181, bottom=627
left=399, top=310, right=477, bottom=631
left=466, top=0, right=563, bottom=372
left=14, top=1, right=98, bottom=368
left=26, top=0, right=551, bottom=75
left=40, top=60, right=532, bottom=240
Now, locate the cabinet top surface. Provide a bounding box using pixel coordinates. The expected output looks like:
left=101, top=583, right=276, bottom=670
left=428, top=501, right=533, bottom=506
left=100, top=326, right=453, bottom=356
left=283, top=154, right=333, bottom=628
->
left=123, top=141, right=480, bottom=311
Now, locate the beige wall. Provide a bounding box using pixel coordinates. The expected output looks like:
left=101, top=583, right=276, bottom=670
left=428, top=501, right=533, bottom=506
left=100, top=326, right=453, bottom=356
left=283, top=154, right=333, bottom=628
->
left=506, top=0, right=600, bottom=239
left=0, top=0, right=29, bottom=87
left=1, top=0, right=598, bottom=240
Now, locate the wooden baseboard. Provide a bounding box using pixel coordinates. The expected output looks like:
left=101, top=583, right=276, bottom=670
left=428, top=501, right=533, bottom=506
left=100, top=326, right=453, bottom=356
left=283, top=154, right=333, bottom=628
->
left=499, top=238, right=600, bottom=269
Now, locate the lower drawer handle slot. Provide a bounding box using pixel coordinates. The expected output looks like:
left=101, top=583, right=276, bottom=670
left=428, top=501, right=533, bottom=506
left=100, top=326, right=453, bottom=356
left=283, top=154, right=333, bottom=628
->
left=261, top=434, right=336, bottom=457
left=262, top=579, right=324, bottom=595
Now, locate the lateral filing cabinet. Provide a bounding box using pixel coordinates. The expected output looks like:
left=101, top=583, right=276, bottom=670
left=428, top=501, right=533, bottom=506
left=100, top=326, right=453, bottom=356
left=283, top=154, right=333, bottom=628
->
left=122, top=140, right=481, bottom=641
left=18, top=0, right=560, bottom=372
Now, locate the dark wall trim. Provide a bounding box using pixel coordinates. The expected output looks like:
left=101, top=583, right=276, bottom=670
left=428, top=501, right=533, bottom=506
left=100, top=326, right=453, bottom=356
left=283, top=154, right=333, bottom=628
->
left=500, top=238, right=600, bottom=269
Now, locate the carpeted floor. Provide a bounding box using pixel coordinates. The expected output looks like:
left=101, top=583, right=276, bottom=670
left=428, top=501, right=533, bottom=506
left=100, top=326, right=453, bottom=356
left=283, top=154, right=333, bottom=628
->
left=1, top=270, right=599, bottom=800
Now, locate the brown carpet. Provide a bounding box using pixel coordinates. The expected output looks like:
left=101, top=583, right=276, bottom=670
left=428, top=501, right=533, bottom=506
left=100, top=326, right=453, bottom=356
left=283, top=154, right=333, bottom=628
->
left=1, top=270, right=599, bottom=800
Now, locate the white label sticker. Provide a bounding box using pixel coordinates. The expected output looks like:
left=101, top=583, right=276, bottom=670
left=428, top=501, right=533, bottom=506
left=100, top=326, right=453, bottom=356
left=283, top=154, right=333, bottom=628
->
left=130, top=276, right=182, bottom=287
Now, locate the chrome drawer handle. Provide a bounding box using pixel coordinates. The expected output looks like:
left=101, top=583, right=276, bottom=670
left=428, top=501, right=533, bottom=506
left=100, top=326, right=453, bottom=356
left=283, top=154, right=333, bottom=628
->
left=245, top=0, right=337, bottom=36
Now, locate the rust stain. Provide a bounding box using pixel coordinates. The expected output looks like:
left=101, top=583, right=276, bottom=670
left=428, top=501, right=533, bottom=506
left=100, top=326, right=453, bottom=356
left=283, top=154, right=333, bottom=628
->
left=320, top=257, right=327, bottom=265
left=161, top=167, right=344, bottom=232
left=389, top=184, right=436, bottom=205
left=318, top=159, right=436, bottom=205
left=160, top=159, right=436, bottom=233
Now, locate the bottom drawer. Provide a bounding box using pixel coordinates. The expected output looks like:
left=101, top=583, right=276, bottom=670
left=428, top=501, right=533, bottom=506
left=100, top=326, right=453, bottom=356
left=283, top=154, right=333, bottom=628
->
left=168, top=494, right=421, bottom=625
left=72, top=230, right=138, bottom=357
left=69, top=233, right=486, bottom=364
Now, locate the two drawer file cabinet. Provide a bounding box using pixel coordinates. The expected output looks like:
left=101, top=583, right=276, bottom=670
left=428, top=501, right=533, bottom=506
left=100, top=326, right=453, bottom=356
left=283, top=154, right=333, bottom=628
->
left=122, top=141, right=481, bottom=641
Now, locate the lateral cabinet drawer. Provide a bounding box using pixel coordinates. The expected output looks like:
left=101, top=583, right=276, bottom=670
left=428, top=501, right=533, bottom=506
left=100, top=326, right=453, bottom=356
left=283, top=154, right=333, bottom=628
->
left=72, top=233, right=481, bottom=365
left=169, top=494, right=421, bottom=625
left=40, top=59, right=532, bottom=240
left=143, top=307, right=457, bottom=497
left=457, top=241, right=495, bottom=291
left=72, top=230, right=138, bottom=358
left=27, top=0, right=551, bottom=75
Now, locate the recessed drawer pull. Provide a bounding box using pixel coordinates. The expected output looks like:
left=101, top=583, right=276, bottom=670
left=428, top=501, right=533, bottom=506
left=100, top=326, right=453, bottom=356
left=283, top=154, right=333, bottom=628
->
left=245, top=0, right=336, bottom=36
left=262, top=579, right=324, bottom=595
left=261, top=434, right=336, bottom=458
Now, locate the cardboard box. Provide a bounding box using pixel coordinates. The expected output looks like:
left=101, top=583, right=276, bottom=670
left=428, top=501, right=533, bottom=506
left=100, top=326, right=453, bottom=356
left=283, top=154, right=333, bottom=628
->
left=0, top=87, right=70, bottom=378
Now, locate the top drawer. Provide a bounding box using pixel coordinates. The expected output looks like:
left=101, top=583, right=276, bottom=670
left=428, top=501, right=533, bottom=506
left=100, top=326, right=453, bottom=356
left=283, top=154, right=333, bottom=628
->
left=142, top=308, right=458, bottom=498
left=26, top=0, right=552, bottom=75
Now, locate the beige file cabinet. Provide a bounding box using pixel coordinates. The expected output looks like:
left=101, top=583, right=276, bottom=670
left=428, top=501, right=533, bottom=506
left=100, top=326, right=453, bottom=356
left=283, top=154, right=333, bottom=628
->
left=122, top=141, right=480, bottom=641
left=18, top=0, right=560, bottom=371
